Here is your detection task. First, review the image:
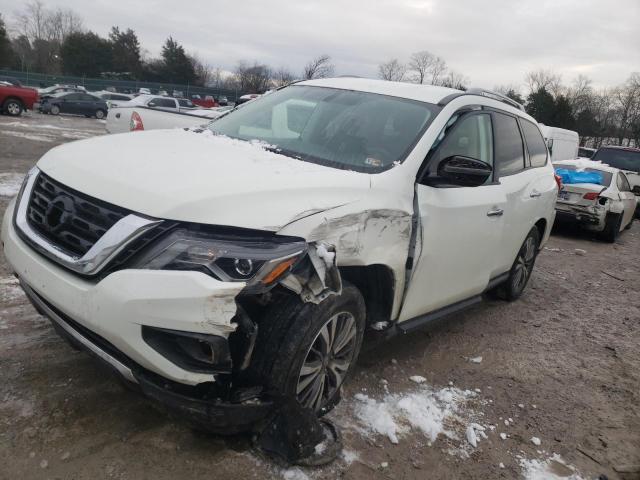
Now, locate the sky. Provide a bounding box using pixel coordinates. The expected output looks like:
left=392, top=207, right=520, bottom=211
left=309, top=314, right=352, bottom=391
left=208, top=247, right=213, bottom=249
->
left=2, top=0, right=639, bottom=90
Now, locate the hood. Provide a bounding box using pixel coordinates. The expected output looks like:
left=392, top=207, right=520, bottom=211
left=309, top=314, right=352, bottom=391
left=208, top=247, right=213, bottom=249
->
left=37, top=129, right=371, bottom=231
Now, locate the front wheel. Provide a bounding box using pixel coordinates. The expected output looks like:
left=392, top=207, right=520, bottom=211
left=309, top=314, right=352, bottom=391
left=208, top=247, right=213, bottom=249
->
left=497, top=227, right=540, bottom=301
left=247, top=282, right=365, bottom=415
left=4, top=99, right=23, bottom=116
left=50, top=105, right=60, bottom=115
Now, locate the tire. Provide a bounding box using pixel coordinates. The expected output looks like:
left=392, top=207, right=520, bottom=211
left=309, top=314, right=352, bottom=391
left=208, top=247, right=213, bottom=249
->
left=95, top=109, right=106, bottom=119
left=496, top=227, right=541, bottom=301
left=247, top=282, right=365, bottom=415
left=50, top=105, right=60, bottom=115
left=601, top=213, right=622, bottom=242
left=3, top=99, right=23, bottom=116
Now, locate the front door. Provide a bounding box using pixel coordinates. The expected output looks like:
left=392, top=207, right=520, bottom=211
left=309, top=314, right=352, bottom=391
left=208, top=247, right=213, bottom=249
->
left=399, top=112, right=506, bottom=322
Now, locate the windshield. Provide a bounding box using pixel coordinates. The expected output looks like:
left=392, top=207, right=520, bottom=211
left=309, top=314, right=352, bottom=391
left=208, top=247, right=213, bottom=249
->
left=208, top=85, right=440, bottom=172
left=592, top=148, right=640, bottom=173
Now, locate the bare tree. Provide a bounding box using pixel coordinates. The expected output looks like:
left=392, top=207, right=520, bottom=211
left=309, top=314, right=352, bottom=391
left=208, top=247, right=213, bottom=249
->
left=189, top=54, right=214, bottom=86
left=613, top=72, right=640, bottom=145
left=439, top=70, right=469, bottom=90
left=302, top=54, right=334, bottom=80
left=408, top=50, right=434, bottom=84
left=273, top=66, right=295, bottom=87
left=407, top=50, right=447, bottom=85
left=14, top=1, right=82, bottom=43
left=378, top=58, right=407, bottom=82
left=235, top=60, right=272, bottom=93
left=525, top=69, right=563, bottom=97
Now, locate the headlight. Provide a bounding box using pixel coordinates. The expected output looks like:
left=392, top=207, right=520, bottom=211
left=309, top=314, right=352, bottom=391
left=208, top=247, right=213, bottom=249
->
left=134, top=229, right=306, bottom=290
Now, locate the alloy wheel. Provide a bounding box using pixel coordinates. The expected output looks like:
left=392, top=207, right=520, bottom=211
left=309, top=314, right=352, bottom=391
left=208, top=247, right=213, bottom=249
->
left=296, top=311, right=358, bottom=411
left=512, top=235, right=536, bottom=293
left=7, top=102, right=20, bottom=115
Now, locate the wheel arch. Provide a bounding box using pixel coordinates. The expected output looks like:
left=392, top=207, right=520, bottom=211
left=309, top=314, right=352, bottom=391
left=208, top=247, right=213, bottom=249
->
left=338, top=264, right=395, bottom=326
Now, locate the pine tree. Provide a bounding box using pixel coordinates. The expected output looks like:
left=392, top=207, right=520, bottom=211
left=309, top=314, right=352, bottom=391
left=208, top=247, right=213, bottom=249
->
left=0, top=14, right=16, bottom=68
left=160, top=37, right=196, bottom=84
left=109, top=27, right=142, bottom=77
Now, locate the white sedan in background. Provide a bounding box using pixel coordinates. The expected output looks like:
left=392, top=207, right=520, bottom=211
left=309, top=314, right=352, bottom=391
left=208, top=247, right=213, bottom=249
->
left=554, top=158, right=636, bottom=241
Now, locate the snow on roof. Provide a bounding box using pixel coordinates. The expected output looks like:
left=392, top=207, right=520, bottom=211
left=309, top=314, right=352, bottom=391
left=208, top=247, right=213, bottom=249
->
left=297, top=77, right=461, bottom=104
left=553, top=158, right=621, bottom=174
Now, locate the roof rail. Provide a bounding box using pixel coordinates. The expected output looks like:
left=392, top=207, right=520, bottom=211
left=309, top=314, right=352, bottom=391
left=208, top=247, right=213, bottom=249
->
left=439, top=88, right=525, bottom=111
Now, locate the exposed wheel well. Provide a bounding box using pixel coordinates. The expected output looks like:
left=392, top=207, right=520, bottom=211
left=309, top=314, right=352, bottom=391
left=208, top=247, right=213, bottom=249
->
left=534, top=218, right=547, bottom=243
left=339, top=264, right=395, bottom=326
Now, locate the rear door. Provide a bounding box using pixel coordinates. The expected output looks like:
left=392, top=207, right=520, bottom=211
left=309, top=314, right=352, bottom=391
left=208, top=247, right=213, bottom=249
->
left=399, top=111, right=506, bottom=321
left=617, top=172, right=636, bottom=226
left=493, top=114, right=553, bottom=272
left=59, top=93, right=81, bottom=114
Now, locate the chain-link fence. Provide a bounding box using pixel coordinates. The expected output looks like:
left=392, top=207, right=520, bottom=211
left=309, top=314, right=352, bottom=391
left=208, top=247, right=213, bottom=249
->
left=0, top=69, right=242, bottom=102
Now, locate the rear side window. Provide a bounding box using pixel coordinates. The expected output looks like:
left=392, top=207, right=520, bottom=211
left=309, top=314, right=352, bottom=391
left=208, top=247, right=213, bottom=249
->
left=494, top=113, right=525, bottom=176
left=149, top=98, right=176, bottom=108
left=521, top=120, right=548, bottom=167
left=617, top=173, right=631, bottom=192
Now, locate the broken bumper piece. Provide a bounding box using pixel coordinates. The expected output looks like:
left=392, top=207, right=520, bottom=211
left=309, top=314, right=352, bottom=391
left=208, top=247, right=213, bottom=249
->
left=21, top=279, right=274, bottom=434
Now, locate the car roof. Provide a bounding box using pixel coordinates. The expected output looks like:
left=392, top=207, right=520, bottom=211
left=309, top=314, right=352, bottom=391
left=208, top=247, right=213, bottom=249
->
left=297, top=77, right=461, bottom=104
left=554, top=158, right=622, bottom=175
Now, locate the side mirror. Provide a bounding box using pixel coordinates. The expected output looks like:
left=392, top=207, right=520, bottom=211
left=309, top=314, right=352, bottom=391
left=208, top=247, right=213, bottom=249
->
left=434, top=155, right=492, bottom=187
left=148, top=101, right=157, bottom=107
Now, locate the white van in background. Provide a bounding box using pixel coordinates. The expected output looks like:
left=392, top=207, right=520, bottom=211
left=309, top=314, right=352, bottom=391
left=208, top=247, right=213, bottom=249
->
left=539, top=125, right=579, bottom=162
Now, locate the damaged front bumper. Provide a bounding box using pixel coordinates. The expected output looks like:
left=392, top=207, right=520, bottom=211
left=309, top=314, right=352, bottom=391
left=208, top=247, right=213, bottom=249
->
left=2, top=204, right=276, bottom=432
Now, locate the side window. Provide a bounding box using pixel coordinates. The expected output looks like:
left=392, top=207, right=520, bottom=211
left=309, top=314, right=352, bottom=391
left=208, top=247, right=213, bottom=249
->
left=494, top=113, right=525, bottom=176
left=521, top=119, right=548, bottom=167
left=618, top=173, right=631, bottom=192
left=430, top=113, right=494, bottom=168
left=65, top=93, right=81, bottom=101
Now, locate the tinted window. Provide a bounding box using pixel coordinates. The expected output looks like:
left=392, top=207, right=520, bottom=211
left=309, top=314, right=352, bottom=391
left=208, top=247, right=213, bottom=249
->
left=431, top=113, right=493, bottom=168
left=521, top=120, right=548, bottom=167
left=112, top=94, right=130, bottom=101
left=177, top=99, right=194, bottom=107
left=592, top=148, right=640, bottom=173
left=149, top=98, right=176, bottom=108
left=64, top=93, right=82, bottom=100
left=81, top=94, right=98, bottom=101
left=494, top=113, right=525, bottom=176
left=209, top=85, right=440, bottom=172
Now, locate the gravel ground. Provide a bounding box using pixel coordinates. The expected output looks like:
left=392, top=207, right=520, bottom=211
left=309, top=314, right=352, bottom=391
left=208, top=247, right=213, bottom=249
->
left=1, top=112, right=639, bottom=480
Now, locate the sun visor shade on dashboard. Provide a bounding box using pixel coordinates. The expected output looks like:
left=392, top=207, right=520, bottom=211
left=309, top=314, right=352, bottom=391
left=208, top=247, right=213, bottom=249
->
left=554, top=168, right=605, bottom=185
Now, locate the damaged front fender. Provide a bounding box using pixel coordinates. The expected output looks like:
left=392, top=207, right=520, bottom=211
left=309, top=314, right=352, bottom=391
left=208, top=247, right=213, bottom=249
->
left=279, top=243, right=342, bottom=303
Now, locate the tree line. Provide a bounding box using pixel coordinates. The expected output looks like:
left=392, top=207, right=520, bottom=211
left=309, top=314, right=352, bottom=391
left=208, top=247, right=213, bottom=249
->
left=0, top=2, right=637, bottom=146
left=0, top=1, right=336, bottom=90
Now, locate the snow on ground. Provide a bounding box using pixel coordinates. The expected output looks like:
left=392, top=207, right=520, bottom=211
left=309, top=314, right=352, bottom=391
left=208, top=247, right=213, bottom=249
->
left=519, top=454, right=585, bottom=480
left=0, top=130, right=54, bottom=143
left=0, top=173, right=25, bottom=197
left=0, top=277, right=25, bottom=303
left=352, top=384, right=481, bottom=447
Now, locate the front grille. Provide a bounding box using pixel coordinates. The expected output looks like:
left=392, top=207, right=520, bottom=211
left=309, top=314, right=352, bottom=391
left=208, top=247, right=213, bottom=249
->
left=26, top=173, right=130, bottom=257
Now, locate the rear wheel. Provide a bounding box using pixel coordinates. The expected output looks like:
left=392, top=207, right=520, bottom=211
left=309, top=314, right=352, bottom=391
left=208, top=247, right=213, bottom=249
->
left=497, top=227, right=540, bottom=301
left=247, top=282, right=365, bottom=415
left=3, top=99, right=23, bottom=116
left=601, top=212, right=622, bottom=242
left=95, top=109, right=106, bottom=119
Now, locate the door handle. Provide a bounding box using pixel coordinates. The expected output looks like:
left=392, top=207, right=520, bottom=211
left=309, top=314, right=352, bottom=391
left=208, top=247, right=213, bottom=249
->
left=487, top=208, right=504, bottom=217
left=530, top=190, right=542, bottom=198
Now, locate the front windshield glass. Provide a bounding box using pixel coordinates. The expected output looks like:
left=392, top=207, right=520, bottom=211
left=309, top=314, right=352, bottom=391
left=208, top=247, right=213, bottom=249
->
left=592, top=148, right=640, bottom=173
left=208, top=85, right=440, bottom=172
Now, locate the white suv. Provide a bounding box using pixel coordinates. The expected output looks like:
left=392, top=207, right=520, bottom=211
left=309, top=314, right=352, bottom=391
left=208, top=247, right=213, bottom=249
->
left=2, top=78, right=557, bottom=432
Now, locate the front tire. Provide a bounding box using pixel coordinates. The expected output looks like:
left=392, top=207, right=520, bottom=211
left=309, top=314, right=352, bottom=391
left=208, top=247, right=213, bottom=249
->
left=497, top=227, right=540, bottom=301
left=247, top=282, right=365, bottom=415
left=3, top=99, right=23, bottom=116
left=50, top=105, right=60, bottom=115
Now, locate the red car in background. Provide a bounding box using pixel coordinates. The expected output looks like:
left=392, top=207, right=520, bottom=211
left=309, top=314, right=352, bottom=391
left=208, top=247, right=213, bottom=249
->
left=0, top=82, right=39, bottom=116
left=190, top=94, right=218, bottom=108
